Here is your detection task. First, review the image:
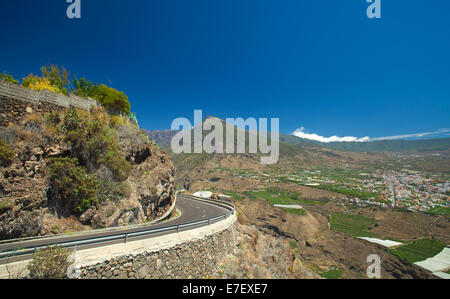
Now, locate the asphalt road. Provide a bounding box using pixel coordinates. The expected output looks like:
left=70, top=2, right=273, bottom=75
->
left=0, top=195, right=232, bottom=264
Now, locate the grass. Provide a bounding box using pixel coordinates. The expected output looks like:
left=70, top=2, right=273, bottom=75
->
left=426, top=206, right=450, bottom=217
left=330, top=213, right=379, bottom=237
left=289, top=240, right=298, bottom=249
left=388, top=239, right=447, bottom=263
left=243, top=189, right=298, bottom=205
left=319, top=267, right=344, bottom=279
left=0, top=199, right=14, bottom=211
left=445, top=269, right=450, bottom=275
left=224, top=191, right=244, bottom=201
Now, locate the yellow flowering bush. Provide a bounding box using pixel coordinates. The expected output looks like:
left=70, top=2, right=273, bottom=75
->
left=22, top=74, right=63, bottom=94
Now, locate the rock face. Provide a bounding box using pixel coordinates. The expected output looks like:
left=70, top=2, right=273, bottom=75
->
left=0, top=115, right=175, bottom=240
left=79, top=144, right=176, bottom=229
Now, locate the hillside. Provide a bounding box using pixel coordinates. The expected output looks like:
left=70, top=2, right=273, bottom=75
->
left=282, top=135, right=450, bottom=153
left=145, top=117, right=449, bottom=279
left=0, top=77, right=175, bottom=240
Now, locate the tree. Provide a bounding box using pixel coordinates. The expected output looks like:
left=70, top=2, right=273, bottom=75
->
left=40, top=65, right=71, bottom=95
left=73, top=77, right=99, bottom=98
left=92, top=84, right=131, bottom=114
left=0, top=71, right=19, bottom=84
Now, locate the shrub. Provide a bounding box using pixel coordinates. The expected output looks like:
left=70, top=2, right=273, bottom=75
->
left=23, top=113, right=43, bottom=131
left=0, top=140, right=15, bottom=166
left=22, top=74, right=62, bottom=94
left=0, top=71, right=19, bottom=84
left=0, top=199, right=14, bottom=212
left=44, top=111, right=62, bottom=127
left=63, top=109, right=132, bottom=181
left=110, top=115, right=124, bottom=128
left=96, top=167, right=132, bottom=203
left=63, top=108, right=84, bottom=132
left=43, top=125, right=59, bottom=144
left=27, top=246, right=74, bottom=279
left=91, top=84, right=131, bottom=114
left=0, top=127, right=19, bottom=144
left=47, top=157, right=98, bottom=214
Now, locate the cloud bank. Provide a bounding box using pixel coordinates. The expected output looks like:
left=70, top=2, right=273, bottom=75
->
left=292, top=127, right=450, bottom=143
left=292, top=127, right=370, bottom=143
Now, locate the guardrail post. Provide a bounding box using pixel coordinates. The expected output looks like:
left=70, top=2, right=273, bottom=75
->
left=208, top=219, right=211, bottom=226
left=177, top=225, right=180, bottom=233
left=125, top=234, right=128, bottom=244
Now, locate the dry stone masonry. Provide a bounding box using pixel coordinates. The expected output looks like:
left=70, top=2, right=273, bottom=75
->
left=80, top=224, right=236, bottom=279
left=0, top=80, right=97, bottom=127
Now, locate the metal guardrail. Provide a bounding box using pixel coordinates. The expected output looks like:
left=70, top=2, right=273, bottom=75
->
left=0, top=194, right=235, bottom=260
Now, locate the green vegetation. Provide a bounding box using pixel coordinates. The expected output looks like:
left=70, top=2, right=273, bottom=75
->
left=0, top=140, right=15, bottom=166
left=330, top=213, right=379, bottom=237
left=283, top=134, right=450, bottom=153
left=224, top=191, right=244, bottom=201
left=243, top=189, right=315, bottom=216
left=27, top=246, right=74, bottom=279
left=73, top=77, right=99, bottom=98
left=47, top=157, right=98, bottom=213
left=42, top=108, right=134, bottom=214
left=21, top=65, right=70, bottom=95
left=0, top=71, right=19, bottom=84
left=73, top=78, right=131, bottom=114
left=388, top=239, right=447, bottom=263
left=0, top=199, right=14, bottom=211
left=244, top=189, right=298, bottom=205
left=4, top=66, right=132, bottom=115
left=426, top=206, right=450, bottom=217
left=63, top=108, right=132, bottom=181
left=318, top=267, right=344, bottom=279
left=40, top=65, right=71, bottom=95
left=91, top=84, right=131, bottom=115
left=289, top=240, right=298, bottom=250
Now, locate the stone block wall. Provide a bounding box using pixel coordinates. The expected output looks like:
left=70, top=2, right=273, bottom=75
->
left=80, top=224, right=236, bottom=279
left=0, top=80, right=97, bottom=127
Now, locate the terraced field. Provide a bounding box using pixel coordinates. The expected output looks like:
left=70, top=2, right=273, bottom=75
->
left=330, top=213, right=379, bottom=237
left=388, top=239, right=448, bottom=263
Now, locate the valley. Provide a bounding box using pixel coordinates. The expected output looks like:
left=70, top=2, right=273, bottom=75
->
left=147, top=124, right=450, bottom=279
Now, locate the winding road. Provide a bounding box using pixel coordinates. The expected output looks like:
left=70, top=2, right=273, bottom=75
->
left=0, top=194, right=234, bottom=265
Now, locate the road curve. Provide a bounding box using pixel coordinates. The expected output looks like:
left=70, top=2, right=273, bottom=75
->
left=0, top=195, right=233, bottom=264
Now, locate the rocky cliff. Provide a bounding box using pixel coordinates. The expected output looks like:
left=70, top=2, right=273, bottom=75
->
left=0, top=106, right=175, bottom=240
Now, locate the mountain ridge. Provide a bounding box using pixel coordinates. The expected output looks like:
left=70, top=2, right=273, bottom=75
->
left=144, top=117, right=450, bottom=153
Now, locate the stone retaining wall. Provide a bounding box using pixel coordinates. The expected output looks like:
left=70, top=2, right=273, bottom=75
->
left=0, top=80, right=97, bottom=127
left=80, top=223, right=236, bottom=279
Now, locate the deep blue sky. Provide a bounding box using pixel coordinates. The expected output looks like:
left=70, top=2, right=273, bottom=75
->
left=0, top=0, right=449, bottom=139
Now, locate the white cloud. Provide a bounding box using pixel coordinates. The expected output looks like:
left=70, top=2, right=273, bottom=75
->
left=292, top=127, right=370, bottom=143
left=292, top=127, right=450, bottom=143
